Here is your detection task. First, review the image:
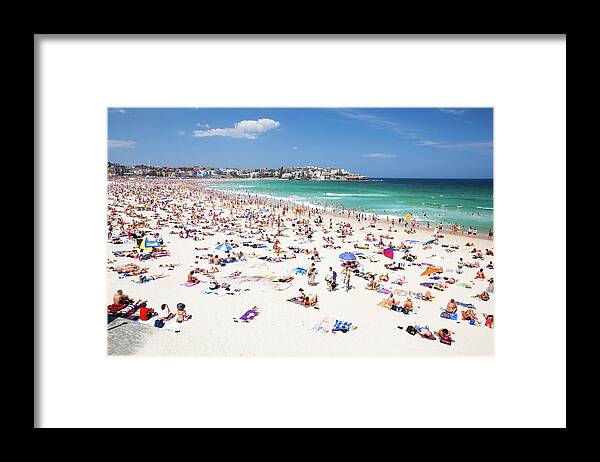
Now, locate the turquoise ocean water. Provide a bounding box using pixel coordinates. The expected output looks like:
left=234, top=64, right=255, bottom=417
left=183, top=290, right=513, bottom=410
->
left=207, top=178, right=493, bottom=232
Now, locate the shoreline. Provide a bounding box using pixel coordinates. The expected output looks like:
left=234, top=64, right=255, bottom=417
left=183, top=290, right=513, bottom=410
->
left=200, top=182, right=493, bottom=241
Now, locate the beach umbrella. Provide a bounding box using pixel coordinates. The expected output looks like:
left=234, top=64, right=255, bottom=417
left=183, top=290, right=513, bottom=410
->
left=339, top=252, right=357, bottom=261
left=405, top=213, right=412, bottom=221
left=292, top=267, right=307, bottom=275
left=139, top=235, right=160, bottom=251
left=214, top=243, right=233, bottom=253
left=421, top=267, right=443, bottom=276
left=383, top=248, right=401, bottom=260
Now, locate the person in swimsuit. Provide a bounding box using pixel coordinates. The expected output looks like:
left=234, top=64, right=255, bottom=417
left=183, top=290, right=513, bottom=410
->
left=415, top=325, right=436, bottom=340
left=462, top=308, right=478, bottom=322
left=298, top=288, right=318, bottom=307
left=312, top=247, right=321, bottom=262
left=379, top=293, right=397, bottom=309
left=437, top=328, right=454, bottom=345
left=475, top=268, right=485, bottom=279
left=158, top=303, right=172, bottom=321
left=307, top=263, right=317, bottom=285
left=483, top=313, right=494, bottom=328
left=446, top=299, right=458, bottom=313
left=187, top=271, right=199, bottom=283
left=113, top=289, right=132, bottom=305
left=176, top=303, right=192, bottom=324
left=403, top=298, right=414, bottom=312
left=476, top=291, right=490, bottom=301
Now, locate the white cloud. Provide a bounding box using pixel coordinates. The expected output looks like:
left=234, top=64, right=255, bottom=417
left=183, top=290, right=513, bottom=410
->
left=416, top=140, right=492, bottom=151
left=193, top=119, right=280, bottom=139
left=335, top=109, right=424, bottom=140
left=109, top=108, right=128, bottom=114
left=439, top=109, right=466, bottom=115
left=177, top=130, right=186, bottom=136
left=196, top=123, right=210, bottom=128
left=108, top=139, right=136, bottom=149
left=363, top=152, right=396, bottom=159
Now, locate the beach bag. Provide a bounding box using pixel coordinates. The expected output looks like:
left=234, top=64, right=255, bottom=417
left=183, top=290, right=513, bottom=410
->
left=154, top=319, right=165, bottom=328
left=406, top=326, right=417, bottom=335
left=139, top=307, right=153, bottom=321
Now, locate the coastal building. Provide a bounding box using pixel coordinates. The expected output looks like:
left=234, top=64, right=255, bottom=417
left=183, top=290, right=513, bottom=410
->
left=105, top=162, right=367, bottom=181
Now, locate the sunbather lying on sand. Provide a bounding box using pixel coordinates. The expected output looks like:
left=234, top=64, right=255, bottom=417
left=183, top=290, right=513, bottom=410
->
left=433, top=281, right=448, bottom=291
left=436, top=328, right=455, bottom=345
left=422, top=290, right=434, bottom=301
left=138, top=273, right=168, bottom=283
left=474, top=291, right=491, bottom=301
left=274, top=276, right=294, bottom=283
left=415, top=325, right=436, bottom=340
left=461, top=308, right=478, bottom=322
left=112, top=264, right=148, bottom=275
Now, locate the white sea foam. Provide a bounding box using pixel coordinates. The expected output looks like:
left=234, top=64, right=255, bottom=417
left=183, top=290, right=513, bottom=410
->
left=325, top=193, right=388, bottom=197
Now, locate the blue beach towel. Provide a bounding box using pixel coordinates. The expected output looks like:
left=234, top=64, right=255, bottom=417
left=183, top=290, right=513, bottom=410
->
left=332, top=320, right=353, bottom=333
left=440, top=310, right=458, bottom=320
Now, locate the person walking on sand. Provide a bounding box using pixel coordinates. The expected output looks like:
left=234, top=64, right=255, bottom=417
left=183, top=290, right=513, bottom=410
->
left=308, top=263, right=317, bottom=285
left=325, top=266, right=337, bottom=291
left=344, top=264, right=351, bottom=292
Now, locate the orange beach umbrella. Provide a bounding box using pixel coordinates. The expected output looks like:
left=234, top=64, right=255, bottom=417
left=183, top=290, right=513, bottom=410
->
left=421, top=267, right=443, bottom=276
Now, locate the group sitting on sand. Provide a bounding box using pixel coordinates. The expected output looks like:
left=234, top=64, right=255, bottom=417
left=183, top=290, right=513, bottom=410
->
left=288, top=288, right=318, bottom=308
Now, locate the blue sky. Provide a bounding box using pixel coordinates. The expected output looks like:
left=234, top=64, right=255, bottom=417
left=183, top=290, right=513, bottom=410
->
left=108, top=108, right=493, bottom=178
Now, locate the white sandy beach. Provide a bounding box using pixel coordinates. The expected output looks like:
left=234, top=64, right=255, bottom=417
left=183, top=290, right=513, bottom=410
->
left=107, top=177, right=495, bottom=356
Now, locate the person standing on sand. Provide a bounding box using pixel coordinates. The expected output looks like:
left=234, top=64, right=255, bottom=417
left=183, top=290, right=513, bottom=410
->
left=308, top=263, right=317, bottom=285
left=344, top=264, right=351, bottom=292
